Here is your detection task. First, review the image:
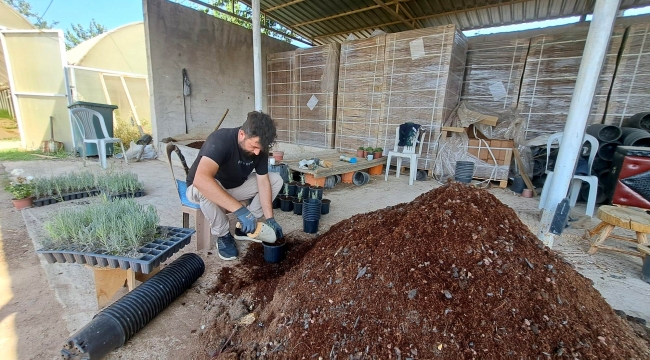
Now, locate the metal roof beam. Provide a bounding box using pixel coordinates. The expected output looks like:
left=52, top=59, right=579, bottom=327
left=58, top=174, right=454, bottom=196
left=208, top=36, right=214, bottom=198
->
left=238, top=0, right=317, bottom=44
left=187, top=0, right=314, bottom=45
left=294, top=0, right=414, bottom=28
left=265, top=0, right=305, bottom=12
left=314, top=0, right=531, bottom=40
left=373, top=0, right=418, bottom=29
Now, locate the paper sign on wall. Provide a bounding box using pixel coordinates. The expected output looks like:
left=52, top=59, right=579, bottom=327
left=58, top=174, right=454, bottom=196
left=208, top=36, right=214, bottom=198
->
left=488, top=81, right=507, bottom=102
left=409, top=38, right=425, bottom=60
left=307, top=94, right=319, bottom=110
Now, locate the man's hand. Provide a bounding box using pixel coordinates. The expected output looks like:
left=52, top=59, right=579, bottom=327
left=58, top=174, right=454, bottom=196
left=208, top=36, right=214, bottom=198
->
left=234, top=206, right=256, bottom=234
left=265, top=218, right=283, bottom=239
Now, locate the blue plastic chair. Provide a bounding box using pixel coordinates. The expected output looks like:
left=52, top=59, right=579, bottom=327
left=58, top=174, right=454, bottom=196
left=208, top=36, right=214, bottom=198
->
left=166, top=144, right=210, bottom=250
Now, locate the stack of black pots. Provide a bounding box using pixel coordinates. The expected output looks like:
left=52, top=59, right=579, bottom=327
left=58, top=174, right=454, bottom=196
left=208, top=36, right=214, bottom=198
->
left=529, top=112, right=650, bottom=206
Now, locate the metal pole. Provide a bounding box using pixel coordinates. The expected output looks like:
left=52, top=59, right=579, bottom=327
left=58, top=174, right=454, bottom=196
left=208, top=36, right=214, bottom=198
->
left=537, top=0, right=621, bottom=247
left=252, top=0, right=263, bottom=111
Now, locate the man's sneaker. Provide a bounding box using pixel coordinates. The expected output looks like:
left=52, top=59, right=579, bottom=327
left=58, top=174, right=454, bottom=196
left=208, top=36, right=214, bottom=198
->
left=216, top=233, right=238, bottom=260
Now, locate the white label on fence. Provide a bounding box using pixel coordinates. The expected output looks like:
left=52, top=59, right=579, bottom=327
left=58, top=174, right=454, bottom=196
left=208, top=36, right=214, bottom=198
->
left=409, top=38, right=425, bottom=60
left=489, top=81, right=507, bottom=101
left=307, top=94, right=319, bottom=110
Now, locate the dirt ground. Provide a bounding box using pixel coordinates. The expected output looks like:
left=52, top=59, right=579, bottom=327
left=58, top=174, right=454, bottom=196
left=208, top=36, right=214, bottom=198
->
left=0, top=155, right=648, bottom=359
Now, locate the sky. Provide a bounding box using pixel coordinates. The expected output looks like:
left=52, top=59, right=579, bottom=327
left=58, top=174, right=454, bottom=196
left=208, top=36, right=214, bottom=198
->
left=26, top=0, right=144, bottom=31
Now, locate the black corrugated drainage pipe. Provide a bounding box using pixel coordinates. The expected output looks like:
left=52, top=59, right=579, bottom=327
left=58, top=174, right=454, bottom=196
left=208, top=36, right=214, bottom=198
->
left=61, top=253, right=205, bottom=360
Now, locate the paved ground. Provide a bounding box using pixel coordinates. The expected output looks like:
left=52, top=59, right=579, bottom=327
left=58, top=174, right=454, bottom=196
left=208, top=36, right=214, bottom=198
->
left=0, top=155, right=648, bottom=359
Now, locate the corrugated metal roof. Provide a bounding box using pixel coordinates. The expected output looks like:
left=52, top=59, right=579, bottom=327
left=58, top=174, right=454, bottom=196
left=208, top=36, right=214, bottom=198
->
left=238, top=0, right=650, bottom=44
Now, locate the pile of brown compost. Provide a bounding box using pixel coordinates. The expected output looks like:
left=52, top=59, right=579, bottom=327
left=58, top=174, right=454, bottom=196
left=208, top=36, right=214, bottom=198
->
left=197, top=182, right=650, bottom=359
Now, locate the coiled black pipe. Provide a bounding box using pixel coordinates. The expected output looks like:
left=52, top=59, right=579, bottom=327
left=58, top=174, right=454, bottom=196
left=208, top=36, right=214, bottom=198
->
left=586, top=124, right=622, bottom=143
left=620, top=127, right=650, bottom=147
left=623, top=112, right=650, bottom=130
left=61, top=253, right=205, bottom=360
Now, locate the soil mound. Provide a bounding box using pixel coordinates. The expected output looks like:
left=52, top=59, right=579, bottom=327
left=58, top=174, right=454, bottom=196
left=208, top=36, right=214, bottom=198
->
left=199, top=183, right=650, bottom=359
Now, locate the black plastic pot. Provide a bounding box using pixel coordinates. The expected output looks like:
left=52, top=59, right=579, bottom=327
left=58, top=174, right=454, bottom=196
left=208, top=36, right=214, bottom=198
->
left=580, top=182, right=609, bottom=204
left=641, top=246, right=650, bottom=284
left=296, top=184, right=310, bottom=200
left=309, top=186, right=323, bottom=200
left=416, top=170, right=427, bottom=181
left=623, top=112, right=650, bottom=130
left=510, top=175, right=525, bottom=194
left=586, top=124, right=622, bottom=143
left=454, top=161, right=474, bottom=183
left=287, top=182, right=298, bottom=197
left=597, top=142, right=618, bottom=161
left=303, top=219, right=319, bottom=234
left=272, top=196, right=281, bottom=209
left=302, top=198, right=322, bottom=222
left=293, top=200, right=303, bottom=215
left=263, top=239, right=286, bottom=263
left=352, top=171, right=370, bottom=186
left=621, top=127, right=650, bottom=147
left=61, top=253, right=204, bottom=360
left=279, top=196, right=294, bottom=212
left=321, top=199, right=331, bottom=215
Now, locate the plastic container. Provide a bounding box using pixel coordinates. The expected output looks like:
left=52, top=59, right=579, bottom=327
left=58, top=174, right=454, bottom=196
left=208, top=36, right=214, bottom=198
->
left=303, top=219, right=319, bottom=234
left=263, top=239, right=286, bottom=263
left=416, top=170, right=427, bottom=181
left=597, top=142, right=618, bottom=161
left=321, top=199, right=331, bottom=215
left=279, top=196, right=294, bottom=212
left=352, top=171, right=370, bottom=186
left=68, top=101, right=118, bottom=157
left=510, top=175, right=525, bottom=194
left=623, top=112, right=650, bottom=130
left=309, top=186, right=323, bottom=200
left=621, top=127, right=650, bottom=147
left=287, top=182, right=298, bottom=197
left=292, top=200, right=303, bottom=215
left=454, top=161, right=474, bottom=183
left=586, top=124, right=622, bottom=143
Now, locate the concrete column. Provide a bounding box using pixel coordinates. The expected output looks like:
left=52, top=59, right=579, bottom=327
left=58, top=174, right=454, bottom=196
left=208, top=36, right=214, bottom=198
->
left=537, top=0, right=621, bottom=247
left=252, top=0, right=263, bottom=111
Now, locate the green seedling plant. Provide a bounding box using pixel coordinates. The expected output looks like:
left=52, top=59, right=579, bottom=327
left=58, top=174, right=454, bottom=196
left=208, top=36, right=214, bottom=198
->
left=283, top=183, right=289, bottom=197
left=43, top=196, right=159, bottom=256
left=311, top=191, right=319, bottom=200
left=365, top=147, right=374, bottom=152
left=300, top=173, right=306, bottom=185
left=375, top=147, right=383, bottom=153
left=297, top=190, right=303, bottom=203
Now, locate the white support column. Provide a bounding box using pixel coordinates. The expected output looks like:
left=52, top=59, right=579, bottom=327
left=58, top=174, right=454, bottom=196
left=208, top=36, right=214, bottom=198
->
left=537, top=0, right=621, bottom=247
left=252, top=0, right=263, bottom=111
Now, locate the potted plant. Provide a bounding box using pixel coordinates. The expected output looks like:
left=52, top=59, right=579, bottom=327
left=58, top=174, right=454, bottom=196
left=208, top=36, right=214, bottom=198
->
left=373, top=147, right=383, bottom=159
left=287, top=181, right=298, bottom=197
left=302, top=191, right=322, bottom=234
left=309, top=185, right=323, bottom=200
left=5, top=176, right=34, bottom=210
left=279, top=183, right=294, bottom=212
left=292, top=191, right=304, bottom=215
left=357, top=146, right=365, bottom=157
left=296, top=173, right=310, bottom=200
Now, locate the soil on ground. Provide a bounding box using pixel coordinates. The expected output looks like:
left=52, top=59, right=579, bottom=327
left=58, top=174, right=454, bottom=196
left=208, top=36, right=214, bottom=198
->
left=196, top=182, right=650, bottom=359
left=0, top=118, right=19, bottom=140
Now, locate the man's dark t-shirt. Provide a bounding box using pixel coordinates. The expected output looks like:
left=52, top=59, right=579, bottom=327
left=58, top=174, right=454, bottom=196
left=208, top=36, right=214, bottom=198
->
left=186, top=127, right=268, bottom=189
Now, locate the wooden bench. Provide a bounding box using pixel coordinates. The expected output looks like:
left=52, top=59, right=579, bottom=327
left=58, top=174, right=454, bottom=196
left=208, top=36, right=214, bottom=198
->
left=588, top=205, right=650, bottom=257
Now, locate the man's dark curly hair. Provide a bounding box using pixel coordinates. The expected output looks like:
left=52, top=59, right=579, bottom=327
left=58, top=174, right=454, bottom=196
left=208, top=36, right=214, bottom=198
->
left=241, top=111, right=277, bottom=151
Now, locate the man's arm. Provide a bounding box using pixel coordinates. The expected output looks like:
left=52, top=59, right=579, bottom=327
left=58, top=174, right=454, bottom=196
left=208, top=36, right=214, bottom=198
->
left=256, top=173, right=274, bottom=219
left=192, top=156, right=243, bottom=213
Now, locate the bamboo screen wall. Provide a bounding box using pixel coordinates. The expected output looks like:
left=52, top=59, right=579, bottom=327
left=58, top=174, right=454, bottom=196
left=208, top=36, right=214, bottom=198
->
left=460, top=38, right=529, bottom=111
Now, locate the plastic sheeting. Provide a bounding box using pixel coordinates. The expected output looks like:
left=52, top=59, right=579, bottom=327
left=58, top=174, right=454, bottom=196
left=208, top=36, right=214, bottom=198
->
left=266, top=43, right=340, bottom=148
left=460, top=38, right=529, bottom=111
left=604, top=23, right=650, bottom=126
left=518, top=26, right=624, bottom=140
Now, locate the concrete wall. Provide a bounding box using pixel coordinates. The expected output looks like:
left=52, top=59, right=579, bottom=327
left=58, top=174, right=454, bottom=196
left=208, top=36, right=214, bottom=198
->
left=143, top=0, right=296, bottom=144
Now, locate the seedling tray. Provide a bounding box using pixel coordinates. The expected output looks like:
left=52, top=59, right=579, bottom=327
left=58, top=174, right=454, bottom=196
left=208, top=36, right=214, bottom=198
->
left=105, top=190, right=146, bottom=201
left=37, top=226, right=195, bottom=274
left=33, top=189, right=101, bottom=207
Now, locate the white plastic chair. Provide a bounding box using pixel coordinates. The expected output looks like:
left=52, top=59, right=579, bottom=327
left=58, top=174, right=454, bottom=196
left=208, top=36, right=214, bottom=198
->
left=384, top=126, right=426, bottom=185
left=70, top=108, right=127, bottom=169
left=538, top=132, right=599, bottom=217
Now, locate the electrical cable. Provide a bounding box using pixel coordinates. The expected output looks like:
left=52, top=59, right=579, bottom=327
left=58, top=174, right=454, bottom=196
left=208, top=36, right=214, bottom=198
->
left=37, top=0, right=55, bottom=23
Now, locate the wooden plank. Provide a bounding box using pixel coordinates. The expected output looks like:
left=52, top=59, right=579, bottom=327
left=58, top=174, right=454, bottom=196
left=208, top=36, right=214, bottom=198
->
left=589, top=244, right=643, bottom=258
left=442, top=126, right=464, bottom=133
left=285, top=153, right=387, bottom=178
left=512, top=147, right=536, bottom=197
left=93, top=267, right=127, bottom=308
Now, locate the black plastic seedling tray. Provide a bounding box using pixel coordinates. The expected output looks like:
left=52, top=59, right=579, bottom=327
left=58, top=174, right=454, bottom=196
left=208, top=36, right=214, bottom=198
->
left=105, top=190, right=146, bottom=201
left=33, top=190, right=101, bottom=207
left=37, top=226, right=195, bottom=274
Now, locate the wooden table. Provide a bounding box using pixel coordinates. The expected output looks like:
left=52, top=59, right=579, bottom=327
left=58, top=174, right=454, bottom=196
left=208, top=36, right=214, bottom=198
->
left=284, top=153, right=387, bottom=185
left=588, top=205, right=650, bottom=257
